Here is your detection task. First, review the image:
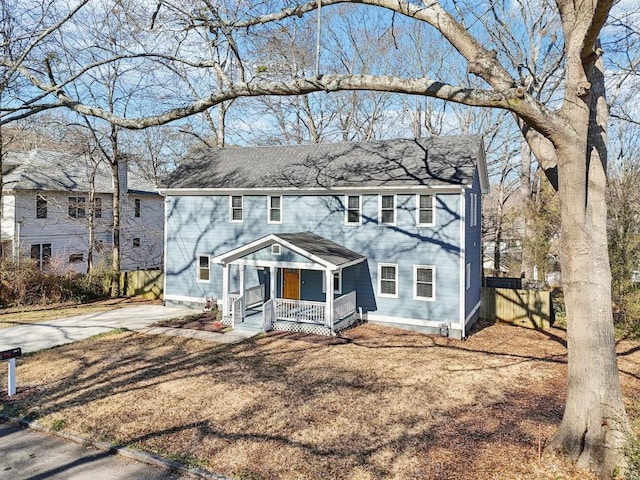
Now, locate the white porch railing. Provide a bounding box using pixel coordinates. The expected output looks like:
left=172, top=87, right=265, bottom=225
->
left=231, top=296, right=245, bottom=327
left=263, top=298, right=275, bottom=332
left=275, top=298, right=326, bottom=324
left=334, top=291, right=356, bottom=320
left=228, top=284, right=265, bottom=315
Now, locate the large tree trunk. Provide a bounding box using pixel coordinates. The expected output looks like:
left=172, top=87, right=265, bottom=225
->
left=547, top=37, right=630, bottom=477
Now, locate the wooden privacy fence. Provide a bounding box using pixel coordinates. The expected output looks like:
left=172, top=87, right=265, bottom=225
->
left=118, top=270, right=164, bottom=300
left=480, top=287, right=553, bottom=329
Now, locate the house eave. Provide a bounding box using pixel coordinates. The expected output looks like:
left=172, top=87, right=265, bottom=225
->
left=159, top=185, right=467, bottom=196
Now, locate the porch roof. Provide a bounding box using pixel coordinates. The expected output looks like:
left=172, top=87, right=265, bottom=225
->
left=212, top=232, right=366, bottom=270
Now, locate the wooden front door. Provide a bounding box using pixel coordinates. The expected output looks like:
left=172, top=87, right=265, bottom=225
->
left=282, top=268, right=300, bottom=300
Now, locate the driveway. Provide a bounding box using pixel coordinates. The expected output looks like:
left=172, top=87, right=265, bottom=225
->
left=0, top=305, right=195, bottom=353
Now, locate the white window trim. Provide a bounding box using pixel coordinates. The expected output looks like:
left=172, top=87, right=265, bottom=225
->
left=466, top=263, right=471, bottom=290
left=267, top=195, right=283, bottom=224
left=378, top=194, right=397, bottom=226
left=345, top=194, right=362, bottom=226
left=322, top=270, right=342, bottom=294
left=416, top=193, right=436, bottom=227
left=197, top=254, right=211, bottom=283
left=229, top=195, right=243, bottom=223
left=414, top=265, right=436, bottom=301
left=378, top=263, right=399, bottom=298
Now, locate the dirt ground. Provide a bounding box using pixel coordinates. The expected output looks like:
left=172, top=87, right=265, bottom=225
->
left=1, top=319, right=638, bottom=480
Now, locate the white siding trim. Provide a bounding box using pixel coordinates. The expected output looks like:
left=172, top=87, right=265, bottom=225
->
left=367, top=313, right=461, bottom=328
left=164, top=294, right=208, bottom=304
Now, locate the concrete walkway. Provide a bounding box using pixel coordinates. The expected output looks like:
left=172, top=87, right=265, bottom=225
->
left=0, top=304, right=263, bottom=354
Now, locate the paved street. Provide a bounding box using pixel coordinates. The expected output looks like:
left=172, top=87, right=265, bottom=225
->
left=0, top=420, right=186, bottom=480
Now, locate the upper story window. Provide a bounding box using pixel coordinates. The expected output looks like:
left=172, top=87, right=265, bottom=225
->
left=36, top=195, right=47, bottom=219
left=68, top=196, right=86, bottom=219
left=378, top=263, right=398, bottom=298
left=469, top=193, right=478, bottom=227
left=230, top=195, right=243, bottom=222
left=134, top=198, right=141, bottom=218
left=268, top=196, right=282, bottom=224
left=417, top=194, right=435, bottom=226
left=197, top=255, right=210, bottom=282
left=345, top=195, right=361, bottom=225
left=379, top=195, right=396, bottom=225
left=414, top=265, right=435, bottom=301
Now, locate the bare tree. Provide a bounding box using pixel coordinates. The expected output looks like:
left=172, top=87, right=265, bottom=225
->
left=6, top=0, right=640, bottom=475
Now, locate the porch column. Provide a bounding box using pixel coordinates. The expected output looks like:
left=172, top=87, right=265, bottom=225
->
left=222, top=263, right=230, bottom=316
left=239, top=264, right=246, bottom=297
left=270, top=266, right=277, bottom=300
left=325, top=268, right=334, bottom=330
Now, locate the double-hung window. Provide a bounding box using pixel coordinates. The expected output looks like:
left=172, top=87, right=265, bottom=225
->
left=134, top=198, right=141, bottom=218
left=345, top=195, right=361, bottom=225
left=230, top=195, right=243, bottom=222
left=322, top=271, right=342, bottom=294
left=31, top=243, right=51, bottom=269
left=68, top=196, right=86, bottom=219
left=414, top=265, right=435, bottom=301
left=197, top=255, right=210, bottom=282
left=93, top=198, right=102, bottom=218
left=469, top=193, right=478, bottom=227
left=378, top=263, right=398, bottom=298
left=379, top=195, right=396, bottom=225
left=268, top=196, right=282, bottom=224
left=36, top=195, right=47, bottom=219
left=417, top=194, right=435, bottom=226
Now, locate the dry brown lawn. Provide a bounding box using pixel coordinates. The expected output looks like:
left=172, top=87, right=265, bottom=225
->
left=1, top=320, right=639, bottom=480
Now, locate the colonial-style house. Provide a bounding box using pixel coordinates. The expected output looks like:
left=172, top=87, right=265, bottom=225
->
left=0, top=150, right=163, bottom=273
left=160, top=135, right=488, bottom=338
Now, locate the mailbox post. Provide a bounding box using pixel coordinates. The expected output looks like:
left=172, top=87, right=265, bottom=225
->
left=1, top=348, right=22, bottom=396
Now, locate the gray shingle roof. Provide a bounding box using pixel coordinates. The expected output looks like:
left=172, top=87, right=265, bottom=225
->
left=2, top=150, right=157, bottom=194
left=276, top=232, right=365, bottom=267
left=163, top=135, right=484, bottom=190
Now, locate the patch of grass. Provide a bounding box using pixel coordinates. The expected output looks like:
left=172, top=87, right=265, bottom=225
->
left=87, top=328, right=130, bottom=340
left=164, top=452, right=208, bottom=469
left=50, top=418, right=67, bottom=432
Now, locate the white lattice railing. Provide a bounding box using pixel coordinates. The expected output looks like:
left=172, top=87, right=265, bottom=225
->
left=334, top=291, right=356, bottom=321
left=274, top=298, right=326, bottom=324
left=263, top=298, right=275, bottom=332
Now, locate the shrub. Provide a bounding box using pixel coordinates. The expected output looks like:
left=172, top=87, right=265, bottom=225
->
left=0, top=257, right=110, bottom=307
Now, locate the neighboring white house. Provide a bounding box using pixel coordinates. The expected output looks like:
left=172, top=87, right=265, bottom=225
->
left=0, top=150, right=164, bottom=273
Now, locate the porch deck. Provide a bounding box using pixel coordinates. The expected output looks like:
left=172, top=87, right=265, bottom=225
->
left=224, top=288, right=358, bottom=336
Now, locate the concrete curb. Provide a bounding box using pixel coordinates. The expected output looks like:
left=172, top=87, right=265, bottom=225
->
left=0, top=413, right=232, bottom=480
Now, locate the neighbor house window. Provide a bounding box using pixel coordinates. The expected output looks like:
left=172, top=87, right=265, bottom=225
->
left=414, top=265, right=435, bottom=301
left=36, top=195, right=47, bottom=219
left=69, top=253, right=84, bottom=263
left=345, top=195, right=361, bottom=225
left=93, top=198, right=102, bottom=218
left=230, top=195, right=243, bottom=222
left=31, top=243, right=51, bottom=269
left=378, top=263, right=398, bottom=298
left=68, top=196, right=86, bottom=219
left=133, top=237, right=141, bottom=247
left=197, top=255, right=210, bottom=282
left=379, top=195, right=396, bottom=225
left=134, top=198, right=141, bottom=218
left=268, top=196, right=282, bottom=223
left=417, top=194, right=435, bottom=226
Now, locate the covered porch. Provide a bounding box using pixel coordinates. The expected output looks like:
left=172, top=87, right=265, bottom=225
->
left=212, top=232, right=365, bottom=336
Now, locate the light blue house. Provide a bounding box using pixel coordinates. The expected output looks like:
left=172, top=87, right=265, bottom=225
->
left=160, top=135, right=488, bottom=339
